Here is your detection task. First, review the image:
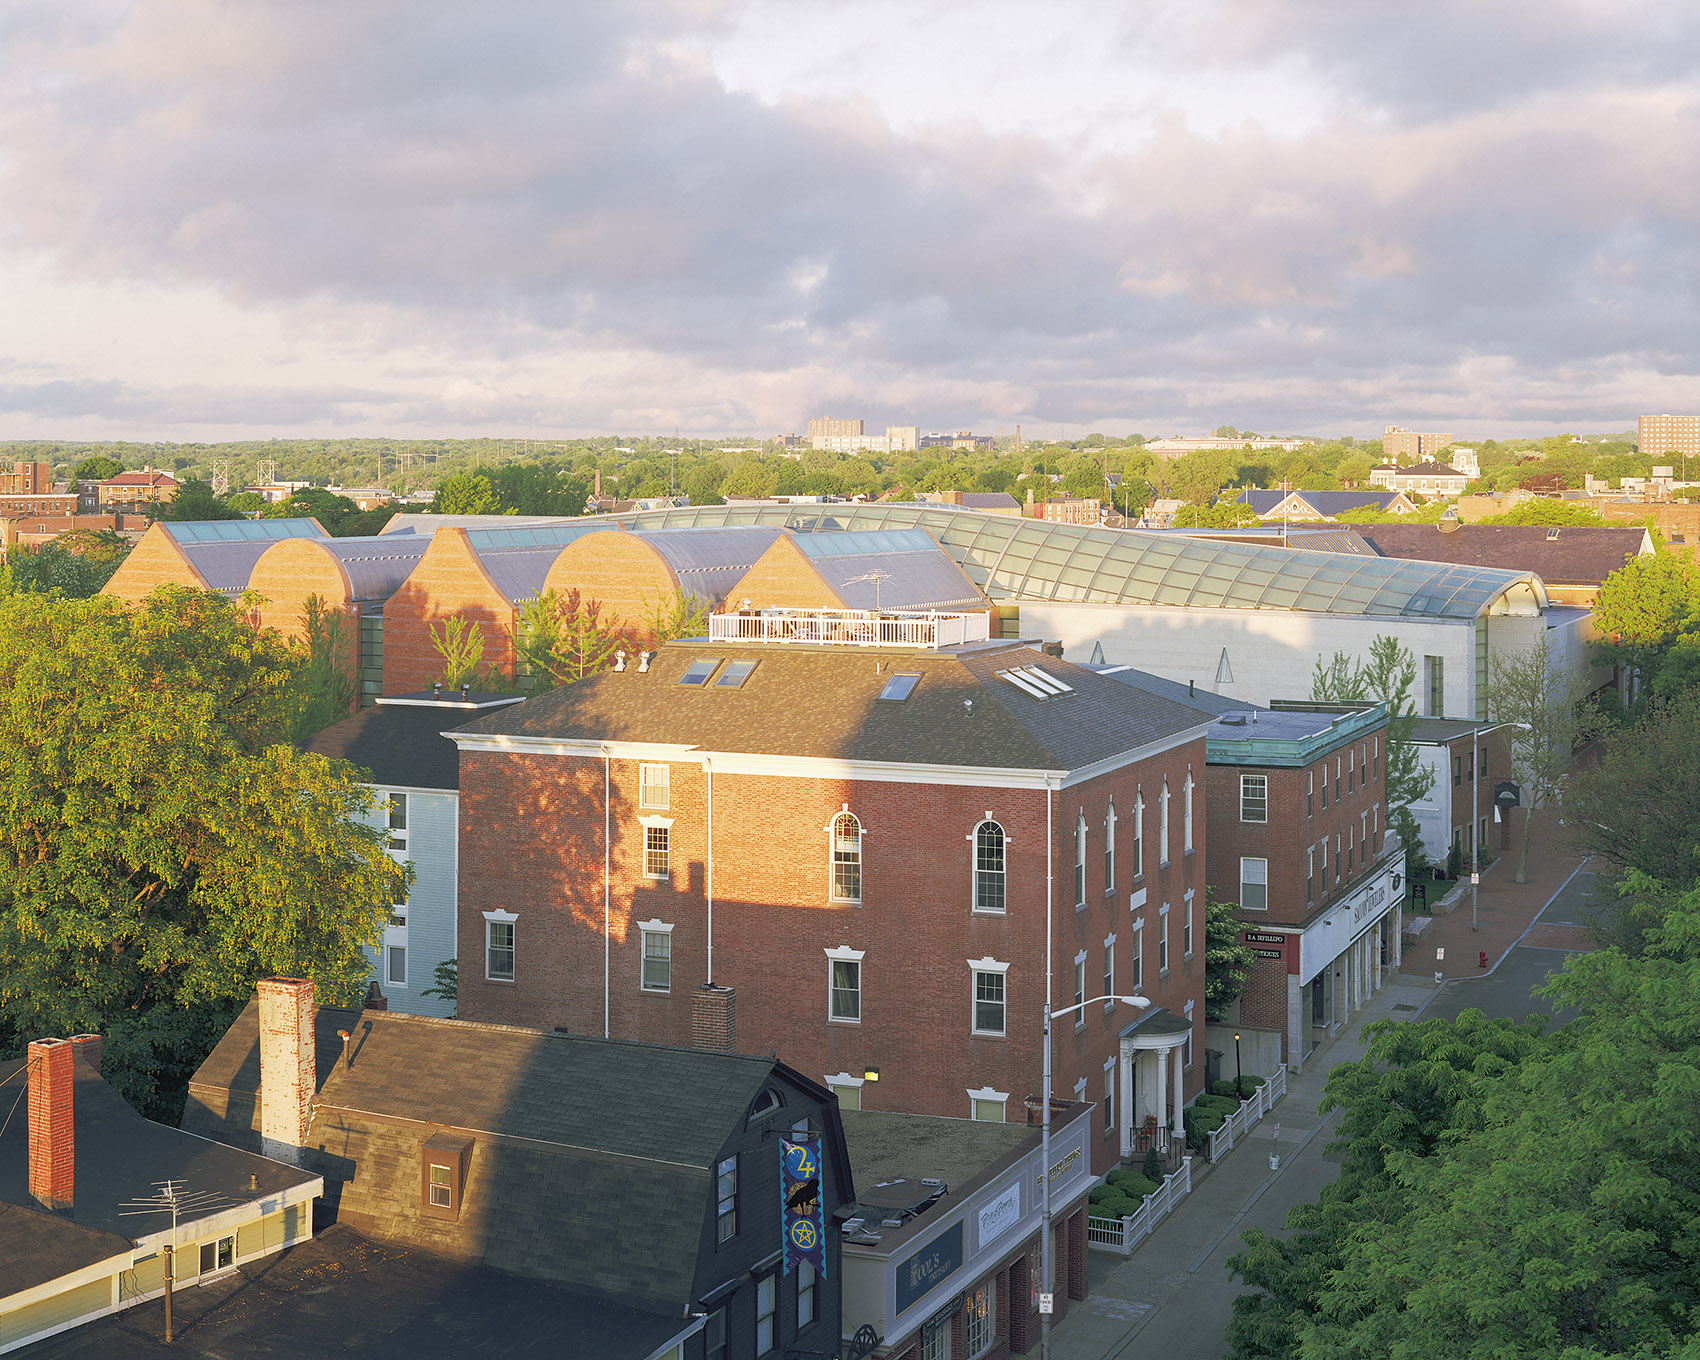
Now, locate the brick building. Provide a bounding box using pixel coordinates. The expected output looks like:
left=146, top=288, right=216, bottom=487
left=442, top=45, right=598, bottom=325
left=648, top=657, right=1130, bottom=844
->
left=1201, top=701, right=1402, bottom=1073
left=104, top=517, right=329, bottom=605
left=1409, top=717, right=1515, bottom=867
left=0, top=460, right=53, bottom=495
left=94, top=468, right=179, bottom=508
left=1382, top=426, right=1456, bottom=462
left=448, top=610, right=1214, bottom=1176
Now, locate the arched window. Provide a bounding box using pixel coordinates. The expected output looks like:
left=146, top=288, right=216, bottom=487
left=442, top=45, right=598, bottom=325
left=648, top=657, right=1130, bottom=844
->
left=974, top=821, right=1006, bottom=913
left=830, top=813, right=861, bottom=902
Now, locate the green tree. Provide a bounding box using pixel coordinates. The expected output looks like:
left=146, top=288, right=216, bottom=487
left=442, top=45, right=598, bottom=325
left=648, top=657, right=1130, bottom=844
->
left=1590, top=550, right=1700, bottom=709
left=264, top=487, right=362, bottom=534
left=431, top=471, right=502, bottom=515
left=513, top=590, right=626, bottom=690
left=161, top=478, right=241, bottom=522
left=1310, top=635, right=1436, bottom=871
left=73, top=455, right=124, bottom=484
left=0, top=588, right=405, bottom=1119
left=1566, top=693, right=1700, bottom=891
left=1482, top=637, right=1587, bottom=883
left=1203, top=889, right=1255, bottom=1021
left=488, top=463, right=589, bottom=516
left=429, top=615, right=491, bottom=689
left=4, top=530, right=134, bottom=598
left=642, top=589, right=712, bottom=644
left=288, top=594, right=360, bottom=741
left=1476, top=499, right=1605, bottom=526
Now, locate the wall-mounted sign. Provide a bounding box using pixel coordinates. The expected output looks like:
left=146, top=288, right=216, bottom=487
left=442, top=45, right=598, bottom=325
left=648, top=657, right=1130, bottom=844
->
left=1243, top=932, right=1284, bottom=946
left=895, top=1222, right=963, bottom=1314
left=1494, top=780, right=1521, bottom=809
left=976, top=1183, right=1022, bottom=1251
left=1250, top=947, right=1284, bottom=960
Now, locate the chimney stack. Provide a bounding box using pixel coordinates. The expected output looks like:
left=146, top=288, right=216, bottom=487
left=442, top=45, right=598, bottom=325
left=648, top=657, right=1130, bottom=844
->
left=28, top=1038, right=75, bottom=1211
left=258, top=978, right=316, bottom=1167
left=691, top=984, right=736, bottom=1053
left=69, top=1033, right=102, bottom=1074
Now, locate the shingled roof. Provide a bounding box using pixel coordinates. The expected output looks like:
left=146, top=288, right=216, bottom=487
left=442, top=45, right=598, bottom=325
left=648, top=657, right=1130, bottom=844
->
left=451, top=637, right=1213, bottom=774
left=301, top=693, right=523, bottom=790
left=1354, top=524, right=1650, bottom=586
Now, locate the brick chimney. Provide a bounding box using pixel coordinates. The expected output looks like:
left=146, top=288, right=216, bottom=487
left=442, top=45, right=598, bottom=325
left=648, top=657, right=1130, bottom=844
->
left=28, top=1038, right=75, bottom=1210
left=363, top=980, right=389, bottom=1012
left=691, top=984, right=736, bottom=1053
left=69, top=1033, right=102, bottom=1074
left=258, top=978, right=316, bottom=1166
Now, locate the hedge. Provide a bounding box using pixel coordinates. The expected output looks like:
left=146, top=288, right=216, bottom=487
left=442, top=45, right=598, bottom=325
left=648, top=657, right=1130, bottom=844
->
left=1105, top=1169, right=1159, bottom=1200
left=1211, top=1075, right=1267, bottom=1099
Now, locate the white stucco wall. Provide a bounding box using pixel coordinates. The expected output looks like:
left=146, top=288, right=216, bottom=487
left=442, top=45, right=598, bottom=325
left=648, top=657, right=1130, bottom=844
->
left=1018, top=601, right=1482, bottom=713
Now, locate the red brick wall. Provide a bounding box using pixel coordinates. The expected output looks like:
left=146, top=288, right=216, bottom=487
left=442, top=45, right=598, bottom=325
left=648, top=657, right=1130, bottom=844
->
left=542, top=532, right=682, bottom=638
left=457, top=736, right=1209, bottom=1175
left=382, top=529, right=517, bottom=693
left=723, top=536, right=842, bottom=612
left=1203, top=722, right=1389, bottom=929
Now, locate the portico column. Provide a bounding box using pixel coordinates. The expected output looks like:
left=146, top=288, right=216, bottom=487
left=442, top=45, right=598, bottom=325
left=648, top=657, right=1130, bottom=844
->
left=1119, top=1042, right=1135, bottom=1159
left=1171, top=1044, right=1184, bottom=1142
left=1152, top=1049, right=1168, bottom=1149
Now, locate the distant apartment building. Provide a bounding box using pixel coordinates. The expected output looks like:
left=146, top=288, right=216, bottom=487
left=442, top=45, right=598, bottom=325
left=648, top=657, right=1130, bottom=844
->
left=96, top=468, right=180, bottom=508
left=807, top=418, right=920, bottom=453
left=920, top=431, right=995, bottom=451
left=1027, top=495, right=1101, bottom=525
left=0, top=461, right=53, bottom=496
left=1381, top=426, right=1455, bottom=463
left=1368, top=461, right=1471, bottom=497
left=1638, top=415, right=1700, bottom=460
left=1144, top=437, right=1313, bottom=455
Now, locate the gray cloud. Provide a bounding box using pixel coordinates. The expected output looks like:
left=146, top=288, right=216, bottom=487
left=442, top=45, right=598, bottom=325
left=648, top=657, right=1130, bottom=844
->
left=2, top=1, right=1698, bottom=436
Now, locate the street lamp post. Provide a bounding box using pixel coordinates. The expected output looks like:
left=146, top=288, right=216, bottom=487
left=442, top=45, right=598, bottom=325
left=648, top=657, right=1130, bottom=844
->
left=1234, top=1031, right=1243, bottom=1101
left=1471, top=721, right=1531, bottom=932
left=1040, top=993, right=1150, bottom=1360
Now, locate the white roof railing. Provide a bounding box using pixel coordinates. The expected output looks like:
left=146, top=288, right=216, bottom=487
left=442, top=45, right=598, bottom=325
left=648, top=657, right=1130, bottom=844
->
left=708, top=607, right=991, bottom=649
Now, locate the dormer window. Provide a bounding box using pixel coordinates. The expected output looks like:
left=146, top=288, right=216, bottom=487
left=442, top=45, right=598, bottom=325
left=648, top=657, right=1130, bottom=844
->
left=420, top=1132, right=473, bottom=1221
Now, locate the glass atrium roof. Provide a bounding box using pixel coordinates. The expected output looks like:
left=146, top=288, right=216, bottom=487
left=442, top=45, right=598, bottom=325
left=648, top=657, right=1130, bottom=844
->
left=164, top=518, right=326, bottom=543
left=587, top=503, right=1546, bottom=620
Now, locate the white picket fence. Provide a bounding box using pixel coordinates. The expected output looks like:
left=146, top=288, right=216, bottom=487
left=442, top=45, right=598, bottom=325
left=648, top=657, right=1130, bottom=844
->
left=1085, top=1156, right=1194, bottom=1255
left=1206, top=1065, right=1288, bottom=1162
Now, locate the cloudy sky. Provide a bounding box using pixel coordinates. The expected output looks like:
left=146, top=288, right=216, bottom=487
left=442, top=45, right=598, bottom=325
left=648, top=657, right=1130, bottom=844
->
left=2, top=1, right=1697, bottom=442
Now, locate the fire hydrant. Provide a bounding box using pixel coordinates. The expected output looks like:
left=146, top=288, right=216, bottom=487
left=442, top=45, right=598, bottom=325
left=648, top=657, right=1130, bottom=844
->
left=1478, top=950, right=1488, bottom=970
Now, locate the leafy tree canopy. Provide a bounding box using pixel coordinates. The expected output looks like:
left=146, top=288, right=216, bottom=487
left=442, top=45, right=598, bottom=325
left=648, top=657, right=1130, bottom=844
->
left=161, top=477, right=242, bottom=522
left=1475, top=499, right=1605, bottom=526
left=73, top=455, right=124, bottom=483
left=3, top=530, right=134, bottom=598
left=0, top=589, right=405, bottom=1118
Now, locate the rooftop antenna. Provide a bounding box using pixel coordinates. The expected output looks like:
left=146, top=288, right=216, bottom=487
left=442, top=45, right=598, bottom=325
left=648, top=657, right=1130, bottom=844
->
left=843, top=569, right=892, bottom=612
left=121, top=1179, right=231, bottom=1343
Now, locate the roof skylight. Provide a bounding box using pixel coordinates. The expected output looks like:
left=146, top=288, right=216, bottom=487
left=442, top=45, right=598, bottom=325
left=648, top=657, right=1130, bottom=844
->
left=680, top=659, right=720, bottom=686
left=998, top=665, right=1076, bottom=700
left=715, top=660, right=757, bottom=688
left=878, top=673, right=921, bottom=701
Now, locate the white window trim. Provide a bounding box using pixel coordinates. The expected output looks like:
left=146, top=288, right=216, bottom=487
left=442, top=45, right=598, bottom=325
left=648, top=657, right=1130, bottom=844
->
left=1128, top=919, right=1144, bottom=992
left=482, top=910, right=517, bottom=982
left=1183, top=768, right=1194, bottom=854
left=637, top=815, right=674, bottom=830
left=826, top=947, right=864, bottom=1024
left=828, top=811, right=864, bottom=904
left=970, top=958, right=1009, bottom=1036
left=639, top=762, right=671, bottom=810
left=967, top=1086, right=1009, bottom=1122
left=1158, top=903, right=1170, bottom=976
left=825, top=946, right=866, bottom=961
left=970, top=818, right=1009, bottom=916
left=968, top=955, right=1010, bottom=973
left=639, top=918, right=674, bottom=993
left=1241, top=855, right=1270, bottom=911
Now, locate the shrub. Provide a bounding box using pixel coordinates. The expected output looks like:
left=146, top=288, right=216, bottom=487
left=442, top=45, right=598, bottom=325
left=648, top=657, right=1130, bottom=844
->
left=1193, top=1093, right=1238, bottom=1116
left=1211, top=1075, right=1266, bottom=1099
left=1088, top=1187, right=1139, bottom=1220
left=1141, top=1144, right=1162, bottom=1183
left=1106, top=1170, right=1159, bottom=1201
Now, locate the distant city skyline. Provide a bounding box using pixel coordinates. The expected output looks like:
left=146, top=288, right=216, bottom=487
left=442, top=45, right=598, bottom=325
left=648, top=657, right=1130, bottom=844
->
left=3, top=3, right=1698, bottom=442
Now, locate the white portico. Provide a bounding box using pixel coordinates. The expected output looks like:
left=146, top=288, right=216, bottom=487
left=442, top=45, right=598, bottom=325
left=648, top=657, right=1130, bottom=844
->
left=1117, top=1009, right=1193, bottom=1156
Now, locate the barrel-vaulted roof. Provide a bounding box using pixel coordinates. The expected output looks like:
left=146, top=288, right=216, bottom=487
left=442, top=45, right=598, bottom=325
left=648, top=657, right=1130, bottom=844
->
left=580, top=503, right=1547, bottom=621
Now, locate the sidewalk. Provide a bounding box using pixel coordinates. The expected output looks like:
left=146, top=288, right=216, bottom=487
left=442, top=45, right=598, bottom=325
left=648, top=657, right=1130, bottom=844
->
left=1399, top=803, right=1590, bottom=982
left=1049, top=970, right=1442, bottom=1360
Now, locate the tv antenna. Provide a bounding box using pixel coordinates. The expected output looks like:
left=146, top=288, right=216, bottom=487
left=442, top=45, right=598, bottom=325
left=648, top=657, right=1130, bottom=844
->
left=843, top=569, right=892, bottom=612
left=121, top=1179, right=230, bottom=1343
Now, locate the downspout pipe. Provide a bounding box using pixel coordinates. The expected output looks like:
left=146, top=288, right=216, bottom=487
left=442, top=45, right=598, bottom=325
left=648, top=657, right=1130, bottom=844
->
left=602, top=742, right=611, bottom=1040
left=704, top=756, right=715, bottom=985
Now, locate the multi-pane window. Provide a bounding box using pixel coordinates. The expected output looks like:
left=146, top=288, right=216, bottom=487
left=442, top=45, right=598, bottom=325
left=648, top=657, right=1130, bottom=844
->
left=641, top=925, right=672, bottom=992
left=1335, top=757, right=1342, bottom=800
left=705, top=1310, right=727, bottom=1360
left=1074, top=956, right=1086, bottom=1024
left=428, top=1162, right=452, bottom=1207
left=486, top=918, right=515, bottom=981
left=965, top=1280, right=995, bottom=1358
left=1158, top=909, right=1169, bottom=974
left=1307, top=770, right=1314, bottom=816
left=1427, top=655, right=1444, bottom=716
left=1129, top=923, right=1142, bottom=991
left=797, top=1259, right=817, bottom=1328
left=1104, top=805, right=1115, bottom=896
left=1241, top=774, right=1268, bottom=823
left=756, top=1274, right=776, bottom=1356
left=1349, top=748, right=1356, bottom=790
left=973, top=969, right=1006, bottom=1035
left=921, top=1320, right=950, bottom=1360
left=639, top=763, right=670, bottom=809
left=1335, top=833, right=1342, bottom=883
left=831, top=813, right=862, bottom=902
left=644, top=824, right=670, bottom=879
left=1306, top=846, right=1314, bottom=905
left=829, top=957, right=861, bottom=1021
left=1321, top=837, right=1329, bottom=891
left=1131, top=794, right=1144, bottom=878
left=1103, top=939, right=1114, bottom=1005
left=1241, top=858, right=1268, bottom=911
left=387, top=792, right=407, bottom=851
left=1183, top=771, right=1194, bottom=853
left=1453, top=755, right=1462, bottom=788
left=1103, top=1062, right=1115, bottom=1135
left=1075, top=816, right=1087, bottom=907
left=1159, top=781, right=1171, bottom=865
left=716, top=1156, right=738, bottom=1242
left=1183, top=897, right=1194, bottom=958
left=974, top=821, right=1006, bottom=912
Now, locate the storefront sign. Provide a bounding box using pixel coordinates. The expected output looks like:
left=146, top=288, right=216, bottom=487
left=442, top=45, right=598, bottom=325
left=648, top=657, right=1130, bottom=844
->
left=1244, top=932, right=1284, bottom=946
left=1250, top=947, right=1284, bottom=960
left=895, top=1222, right=963, bottom=1314
left=976, top=1183, right=1022, bottom=1251
left=780, top=1136, right=826, bottom=1277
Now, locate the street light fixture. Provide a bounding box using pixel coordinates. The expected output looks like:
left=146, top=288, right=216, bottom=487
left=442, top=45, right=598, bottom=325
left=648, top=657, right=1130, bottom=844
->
left=1040, top=993, right=1150, bottom=1360
left=1470, top=720, right=1531, bottom=932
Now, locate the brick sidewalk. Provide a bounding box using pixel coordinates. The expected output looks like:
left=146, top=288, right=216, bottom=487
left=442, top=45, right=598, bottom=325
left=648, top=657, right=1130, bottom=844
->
left=1399, top=804, right=1590, bottom=981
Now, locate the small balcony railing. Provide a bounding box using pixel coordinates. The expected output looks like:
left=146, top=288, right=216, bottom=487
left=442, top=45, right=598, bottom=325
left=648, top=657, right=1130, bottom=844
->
left=708, top=608, right=990, bottom=649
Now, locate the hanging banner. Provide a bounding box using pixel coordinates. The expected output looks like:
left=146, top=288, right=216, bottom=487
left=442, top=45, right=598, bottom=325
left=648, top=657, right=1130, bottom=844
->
left=781, top=1137, right=826, bottom=1277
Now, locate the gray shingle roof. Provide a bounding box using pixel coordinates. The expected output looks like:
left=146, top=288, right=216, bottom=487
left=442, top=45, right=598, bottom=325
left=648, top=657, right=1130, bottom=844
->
left=300, top=694, right=523, bottom=790
left=1355, top=524, right=1649, bottom=586
left=452, top=639, right=1211, bottom=773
